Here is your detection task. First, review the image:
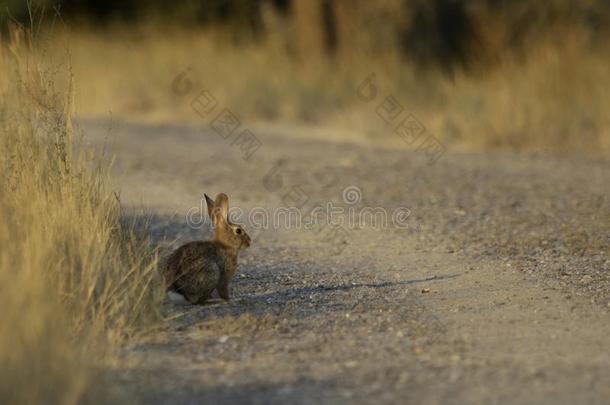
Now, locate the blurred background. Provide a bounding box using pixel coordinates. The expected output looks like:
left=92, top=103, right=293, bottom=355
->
left=3, top=0, right=610, bottom=156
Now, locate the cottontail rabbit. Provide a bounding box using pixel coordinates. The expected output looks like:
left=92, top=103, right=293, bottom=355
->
left=165, top=193, right=250, bottom=304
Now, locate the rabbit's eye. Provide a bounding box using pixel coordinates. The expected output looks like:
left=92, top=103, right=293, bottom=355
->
left=235, top=228, right=242, bottom=235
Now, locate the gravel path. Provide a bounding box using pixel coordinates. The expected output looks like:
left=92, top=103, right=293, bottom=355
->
left=85, top=119, right=609, bottom=404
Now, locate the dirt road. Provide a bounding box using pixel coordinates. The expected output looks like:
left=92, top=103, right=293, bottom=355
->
left=85, top=119, right=610, bottom=404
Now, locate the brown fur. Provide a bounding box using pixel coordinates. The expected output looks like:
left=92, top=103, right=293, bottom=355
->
left=164, top=193, right=250, bottom=304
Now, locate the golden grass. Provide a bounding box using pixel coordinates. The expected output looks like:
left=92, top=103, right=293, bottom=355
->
left=0, top=26, right=162, bottom=404
left=51, top=21, right=610, bottom=157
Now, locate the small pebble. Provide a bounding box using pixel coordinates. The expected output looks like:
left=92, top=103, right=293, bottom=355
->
left=580, top=275, right=593, bottom=285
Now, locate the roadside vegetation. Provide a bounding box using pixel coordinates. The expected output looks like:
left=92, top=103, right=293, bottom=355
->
left=0, top=24, right=162, bottom=404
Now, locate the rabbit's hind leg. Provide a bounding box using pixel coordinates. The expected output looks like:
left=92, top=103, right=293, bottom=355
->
left=183, top=292, right=203, bottom=305
left=195, top=295, right=211, bottom=305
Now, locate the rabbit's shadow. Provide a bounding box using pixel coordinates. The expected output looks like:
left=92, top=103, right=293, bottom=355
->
left=163, top=272, right=460, bottom=327
left=242, top=273, right=459, bottom=305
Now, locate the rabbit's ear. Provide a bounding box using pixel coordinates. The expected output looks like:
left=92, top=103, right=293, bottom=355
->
left=205, top=194, right=215, bottom=219
left=213, top=193, right=229, bottom=223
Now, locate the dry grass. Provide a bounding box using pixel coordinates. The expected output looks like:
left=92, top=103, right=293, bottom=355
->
left=0, top=26, right=162, bottom=404
left=46, top=20, right=610, bottom=157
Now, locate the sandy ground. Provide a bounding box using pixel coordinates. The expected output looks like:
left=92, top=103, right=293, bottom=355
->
left=84, top=119, right=609, bottom=404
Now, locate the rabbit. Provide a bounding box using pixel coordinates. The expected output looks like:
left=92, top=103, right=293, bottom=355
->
left=164, top=193, right=250, bottom=304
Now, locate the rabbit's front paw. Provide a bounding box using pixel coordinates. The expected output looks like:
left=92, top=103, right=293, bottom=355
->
left=217, top=283, right=231, bottom=301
